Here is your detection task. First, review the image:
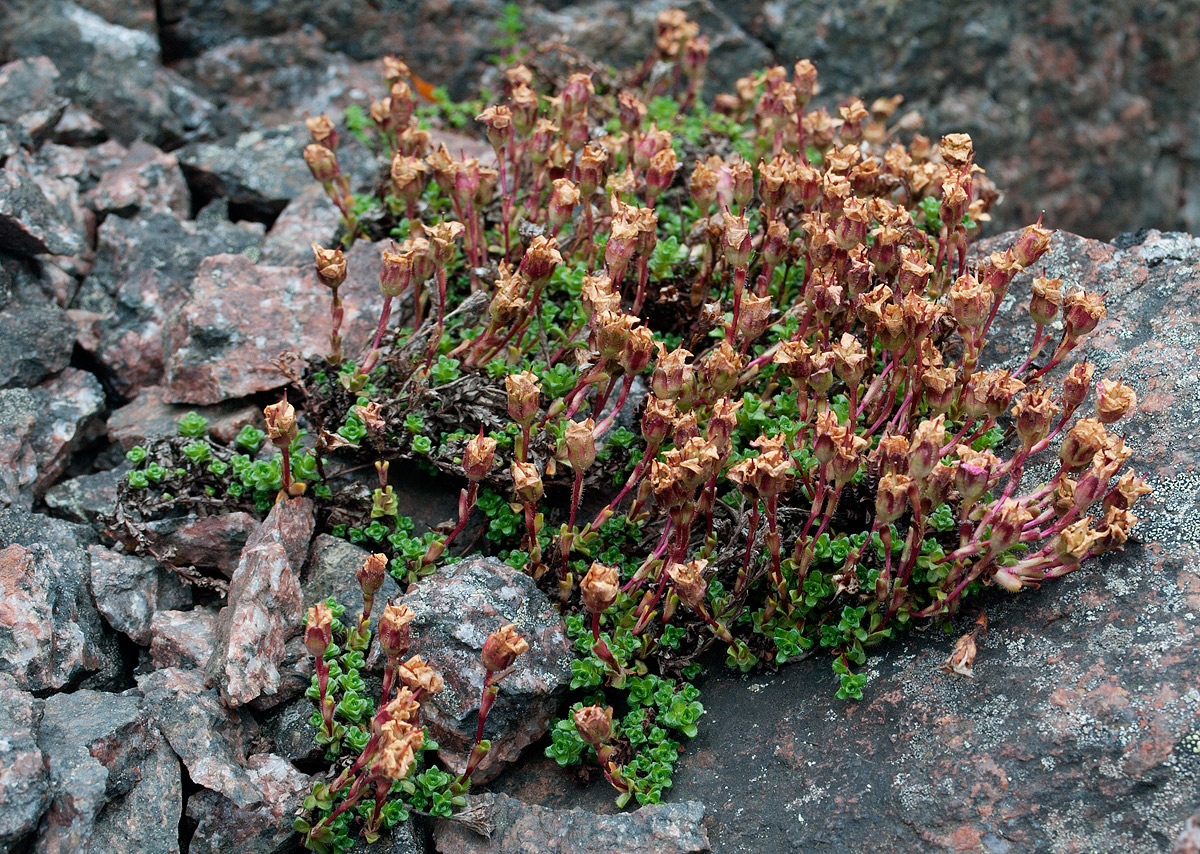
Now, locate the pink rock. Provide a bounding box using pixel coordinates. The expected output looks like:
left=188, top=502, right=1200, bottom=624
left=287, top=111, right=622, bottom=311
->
left=149, top=608, right=218, bottom=670
left=163, top=252, right=385, bottom=404
left=206, top=497, right=314, bottom=707
left=86, top=141, right=191, bottom=218
left=142, top=511, right=260, bottom=577
left=187, top=754, right=309, bottom=854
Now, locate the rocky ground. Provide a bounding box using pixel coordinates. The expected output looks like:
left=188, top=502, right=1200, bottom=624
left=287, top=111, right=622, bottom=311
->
left=0, top=2, right=1199, bottom=853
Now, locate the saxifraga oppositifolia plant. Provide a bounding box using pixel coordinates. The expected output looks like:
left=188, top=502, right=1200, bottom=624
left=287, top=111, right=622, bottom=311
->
left=109, top=6, right=1150, bottom=846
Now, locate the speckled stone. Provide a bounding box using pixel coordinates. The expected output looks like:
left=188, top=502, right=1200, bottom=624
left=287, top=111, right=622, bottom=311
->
left=136, top=667, right=263, bottom=809
left=162, top=250, right=386, bottom=405
left=206, top=497, right=314, bottom=707
left=87, top=545, right=191, bottom=645
left=141, top=511, right=261, bottom=577
left=400, top=556, right=572, bottom=784
left=186, top=754, right=309, bottom=854
left=433, top=794, right=709, bottom=854
left=148, top=607, right=218, bottom=670
left=86, top=141, right=191, bottom=218
left=494, top=228, right=1200, bottom=853
left=0, top=674, right=50, bottom=851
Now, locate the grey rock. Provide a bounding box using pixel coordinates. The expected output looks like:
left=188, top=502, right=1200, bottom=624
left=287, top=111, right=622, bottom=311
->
left=87, top=545, right=191, bottom=646
left=186, top=754, right=309, bottom=854
left=42, top=464, right=128, bottom=525
left=107, top=388, right=260, bottom=450
left=348, top=821, right=425, bottom=854
left=148, top=607, right=218, bottom=671
left=0, top=369, right=106, bottom=509
left=162, top=250, right=382, bottom=405
left=178, top=123, right=319, bottom=221
left=401, top=556, right=572, bottom=783
left=0, top=1, right=219, bottom=147
left=303, top=534, right=401, bottom=631
left=0, top=674, right=50, bottom=852
left=0, top=57, right=68, bottom=150
left=259, top=698, right=322, bottom=766
left=85, top=142, right=191, bottom=219
left=433, top=794, right=709, bottom=854
left=0, top=150, right=84, bottom=258
left=0, top=297, right=75, bottom=388
left=207, top=497, right=314, bottom=707
left=136, top=667, right=263, bottom=809
left=0, top=510, right=120, bottom=693
left=76, top=212, right=262, bottom=399
left=88, top=737, right=182, bottom=854
left=260, top=186, right=340, bottom=266
left=33, top=690, right=155, bottom=854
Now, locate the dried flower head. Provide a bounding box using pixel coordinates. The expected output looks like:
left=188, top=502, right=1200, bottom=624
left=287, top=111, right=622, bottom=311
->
left=397, top=654, right=445, bottom=695
left=482, top=623, right=529, bottom=672
left=581, top=562, right=620, bottom=615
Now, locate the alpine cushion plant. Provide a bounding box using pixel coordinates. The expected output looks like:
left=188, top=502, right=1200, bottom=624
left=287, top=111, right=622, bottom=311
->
left=108, top=5, right=1150, bottom=839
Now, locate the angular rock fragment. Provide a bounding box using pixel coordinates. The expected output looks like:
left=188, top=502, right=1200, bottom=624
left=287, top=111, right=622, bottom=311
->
left=401, top=557, right=572, bottom=783
left=148, top=607, right=218, bottom=671
left=42, top=464, right=127, bottom=524
left=0, top=510, right=119, bottom=692
left=141, top=511, right=260, bottom=577
left=0, top=56, right=68, bottom=149
left=86, top=141, right=190, bottom=218
left=163, top=251, right=381, bottom=404
left=206, top=497, right=314, bottom=707
left=0, top=674, right=50, bottom=851
left=0, top=297, right=75, bottom=388
left=0, top=150, right=84, bottom=257
left=136, top=667, right=263, bottom=809
left=107, top=387, right=259, bottom=449
left=186, top=754, right=309, bottom=854
left=0, top=368, right=105, bottom=508
left=87, top=545, right=191, bottom=645
left=88, top=737, right=182, bottom=854
left=34, top=690, right=155, bottom=854
left=303, top=534, right=399, bottom=631
left=433, top=794, right=709, bottom=854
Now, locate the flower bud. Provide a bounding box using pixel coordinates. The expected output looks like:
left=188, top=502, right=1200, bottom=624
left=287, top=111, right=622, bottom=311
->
left=463, top=430, right=497, bottom=481
left=910, top=415, right=947, bottom=480
left=667, top=558, right=709, bottom=610
left=482, top=623, right=529, bottom=672
left=397, top=654, right=445, bottom=694
left=306, top=115, right=338, bottom=150
left=304, top=602, right=333, bottom=659
left=983, top=370, right=1025, bottom=419
left=1029, top=276, right=1062, bottom=326
left=562, top=418, right=597, bottom=471
left=476, top=104, right=514, bottom=151
left=689, top=157, right=720, bottom=213
left=641, top=395, right=675, bottom=447
left=519, top=235, right=563, bottom=286
left=875, top=473, right=912, bottom=524
left=831, top=332, right=867, bottom=387
left=562, top=72, right=594, bottom=115
left=646, top=147, right=679, bottom=202
left=1095, top=378, right=1136, bottom=424
left=548, top=178, right=580, bottom=231
left=651, top=344, right=695, bottom=401
left=505, top=370, right=541, bottom=426
left=812, top=409, right=846, bottom=466
left=510, top=83, right=539, bottom=134
left=922, top=365, right=957, bottom=414
left=721, top=210, right=752, bottom=269
left=939, top=168, right=971, bottom=226
left=948, top=273, right=991, bottom=328
left=581, top=273, right=620, bottom=319
left=389, top=80, right=415, bottom=126
left=379, top=603, right=415, bottom=661
left=1062, top=361, right=1095, bottom=412
left=833, top=195, right=871, bottom=250
left=312, top=243, right=347, bottom=289
left=581, top=562, right=620, bottom=615
left=736, top=292, right=773, bottom=343
left=621, top=324, right=655, bottom=375
left=511, top=460, right=544, bottom=504
left=1094, top=505, right=1137, bottom=553
left=304, top=143, right=338, bottom=183
left=1012, top=385, right=1061, bottom=450
left=987, top=499, right=1033, bottom=556
left=706, top=397, right=742, bottom=456
left=1059, top=417, right=1108, bottom=471
left=358, top=553, right=388, bottom=600
left=955, top=445, right=998, bottom=503
left=1102, top=470, right=1152, bottom=512
left=1062, top=290, right=1106, bottom=339
left=702, top=340, right=744, bottom=397
left=576, top=143, right=608, bottom=197
left=729, top=158, right=754, bottom=210
left=379, top=245, right=415, bottom=298
left=617, top=91, right=647, bottom=133
left=264, top=397, right=297, bottom=448
left=1012, top=220, right=1053, bottom=268
left=1054, top=518, right=1098, bottom=565
left=573, top=704, right=614, bottom=748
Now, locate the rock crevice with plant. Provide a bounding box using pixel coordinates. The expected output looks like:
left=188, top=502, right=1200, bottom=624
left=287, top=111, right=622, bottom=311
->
left=106, top=9, right=1152, bottom=850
